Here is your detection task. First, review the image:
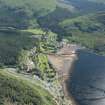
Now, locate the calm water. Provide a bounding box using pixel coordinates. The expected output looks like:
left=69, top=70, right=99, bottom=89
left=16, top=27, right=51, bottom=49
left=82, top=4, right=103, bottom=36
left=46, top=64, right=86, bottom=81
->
left=69, top=50, right=105, bottom=105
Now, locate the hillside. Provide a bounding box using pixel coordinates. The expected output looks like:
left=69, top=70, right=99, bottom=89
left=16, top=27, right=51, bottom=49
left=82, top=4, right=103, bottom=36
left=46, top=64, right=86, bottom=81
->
left=1, top=0, right=105, bottom=30
left=0, top=69, right=56, bottom=105
left=0, top=0, right=56, bottom=29
left=1, top=0, right=105, bottom=105
left=0, top=29, right=36, bottom=65
left=59, top=12, right=105, bottom=54
left=38, top=0, right=105, bottom=38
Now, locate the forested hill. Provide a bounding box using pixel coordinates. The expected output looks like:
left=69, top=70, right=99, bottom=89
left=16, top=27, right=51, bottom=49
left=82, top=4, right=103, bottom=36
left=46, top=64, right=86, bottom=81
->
left=1, top=0, right=105, bottom=104
left=1, top=0, right=105, bottom=29
left=59, top=12, right=105, bottom=54
left=0, top=0, right=56, bottom=29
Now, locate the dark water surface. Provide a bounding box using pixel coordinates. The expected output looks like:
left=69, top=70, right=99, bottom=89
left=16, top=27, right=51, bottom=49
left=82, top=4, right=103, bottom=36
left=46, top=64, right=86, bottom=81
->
left=69, top=50, right=105, bottom=105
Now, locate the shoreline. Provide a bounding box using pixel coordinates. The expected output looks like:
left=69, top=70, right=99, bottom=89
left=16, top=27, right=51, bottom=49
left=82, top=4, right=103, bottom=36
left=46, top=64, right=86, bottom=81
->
left=48, top=44, right=79, bottom=105
left=65, top=54, right=79, bottom=105
left=62, top=54, right=78, bottom=105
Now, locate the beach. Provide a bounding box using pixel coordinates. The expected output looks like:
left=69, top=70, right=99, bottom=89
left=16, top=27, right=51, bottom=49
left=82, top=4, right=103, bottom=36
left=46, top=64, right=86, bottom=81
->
left=47, top=44, right=80, bottom=105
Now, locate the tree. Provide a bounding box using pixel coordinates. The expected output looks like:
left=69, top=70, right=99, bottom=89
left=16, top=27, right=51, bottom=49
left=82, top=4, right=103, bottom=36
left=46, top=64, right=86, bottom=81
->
left=17, top=49, right=34, bottom=72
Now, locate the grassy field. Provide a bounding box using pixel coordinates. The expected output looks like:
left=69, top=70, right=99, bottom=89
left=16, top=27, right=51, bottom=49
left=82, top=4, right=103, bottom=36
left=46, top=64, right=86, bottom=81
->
left=0, top=69, right=56, bottom=105
left=22, top=29, right=46, bottom=35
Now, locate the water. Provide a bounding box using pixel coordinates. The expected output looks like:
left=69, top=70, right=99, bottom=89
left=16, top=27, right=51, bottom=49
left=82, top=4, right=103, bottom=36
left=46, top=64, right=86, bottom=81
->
left=68, top=50, right=105, bottom=105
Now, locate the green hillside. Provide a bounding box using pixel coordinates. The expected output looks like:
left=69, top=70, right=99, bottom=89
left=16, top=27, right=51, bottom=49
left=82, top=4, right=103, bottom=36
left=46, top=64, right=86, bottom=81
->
left=60, top=12, right=105, bottom=31
left=1, top=0, right=105, bottom=105
left=0, top=29, right=36, bottom=65
left=59, top=12, right=105, bottom=54
left=0, top=0, right=56, bottom=14
left=0, top=69, right=56, bottom=105
left=0, top=0, right=56, bottom=29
